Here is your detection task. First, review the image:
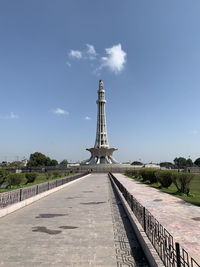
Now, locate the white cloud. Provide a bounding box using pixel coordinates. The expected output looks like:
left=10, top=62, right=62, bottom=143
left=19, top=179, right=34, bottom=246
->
left=0, top=112, right=19, bottom=120
left=86, top=44, right=97, bottom=59
left=66, top=61, right=71, bottom=67
left=54, top=108, right=69, bottom=115
left=100, top=44, right=126, bottom=74
left=69, top=50, right=82, bottom=59
left=191, top=130, right=198, bottom=135
left=10, top=112, right=19, bottom=119
left=85, top=116, right=91, bottom=120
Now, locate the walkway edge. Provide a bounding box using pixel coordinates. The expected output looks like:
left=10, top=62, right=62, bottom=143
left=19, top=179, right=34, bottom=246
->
left=0, top=173, right=91, bottom=219
left=110, top=176, right=164, bottom=267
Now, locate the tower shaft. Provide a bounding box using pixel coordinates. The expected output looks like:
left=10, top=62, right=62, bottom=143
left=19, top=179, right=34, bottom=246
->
left=95, top=80, right=109, bottom=148
left=85, top=80, right=118, bottom=165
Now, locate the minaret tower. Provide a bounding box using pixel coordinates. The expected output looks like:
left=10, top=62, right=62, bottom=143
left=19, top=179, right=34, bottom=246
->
left=85, top=80, right=118, bottom=164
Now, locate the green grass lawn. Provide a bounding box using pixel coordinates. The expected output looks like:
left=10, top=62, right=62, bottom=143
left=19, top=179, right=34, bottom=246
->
left=125, top=173, right=200, bottom=207
left=0, top=172, right=74, bottom=193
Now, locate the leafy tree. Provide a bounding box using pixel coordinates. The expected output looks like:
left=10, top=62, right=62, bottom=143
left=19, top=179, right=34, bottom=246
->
left=0, top=168, right=9, bottom=186
left=194, top=158, right=200, bottom=166
left=27, top=152, right=52, bottom=167
left=9, top=161, right=22, bottom=168
left=160, top=162, right=174, bottom=169
left=186, top=158, right=193, bottom=167
left=174, top=157, right=187, bottom=168
left=131, top=161, right=143, bottom=166
left=60, top=159, right=68, bottom=165
left=50, top=160, right=58, bottom=166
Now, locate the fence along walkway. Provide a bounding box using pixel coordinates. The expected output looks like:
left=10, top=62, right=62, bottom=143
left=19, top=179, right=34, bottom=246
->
left=0, top=173, right=87, bottom=209
left=0, top=173, right=149, bottom=266
left=110, top=173, right=200, bottom=266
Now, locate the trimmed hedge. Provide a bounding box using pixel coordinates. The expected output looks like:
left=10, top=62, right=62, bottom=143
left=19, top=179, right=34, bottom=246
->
left=155, top=170, right=172, bottom=188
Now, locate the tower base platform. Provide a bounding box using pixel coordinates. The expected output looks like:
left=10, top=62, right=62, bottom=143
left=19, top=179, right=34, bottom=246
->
left=85, top=147, right=118, bottom=165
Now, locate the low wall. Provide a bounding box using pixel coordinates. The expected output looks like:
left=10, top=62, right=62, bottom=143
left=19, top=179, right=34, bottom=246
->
left=0, top=172, right=88, bottom=209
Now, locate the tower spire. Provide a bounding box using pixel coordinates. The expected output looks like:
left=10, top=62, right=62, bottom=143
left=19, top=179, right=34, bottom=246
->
left=85, top=80, right=118, bottom=164
left=94, top=80, right=109, bottom=148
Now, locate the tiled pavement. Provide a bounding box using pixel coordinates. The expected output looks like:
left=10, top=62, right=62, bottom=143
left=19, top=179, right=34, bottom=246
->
left=114, top=173, right=200, bottom=263
left=0, top=173, right=149, bottom=267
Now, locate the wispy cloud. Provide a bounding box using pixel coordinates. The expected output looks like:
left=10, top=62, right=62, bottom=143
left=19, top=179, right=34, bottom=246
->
left=86, top=44, right=97, bottom=59
left=100, top=44, right=126, bottom=74
left=69, top=50, right=82, bottom=59
left=67, top=43, right=127, bottom=75
left=0, top=112, right=19, bottom=120
left=54, top=108, right=69, bottom=115
left=85, top=116, right=91, bottom=120
left=191, top=130, right=198, bottom=136
left=66, top=61, right=71, bottom=67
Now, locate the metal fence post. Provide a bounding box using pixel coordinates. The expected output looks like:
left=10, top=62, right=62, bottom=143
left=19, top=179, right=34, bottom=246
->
left=175, top=242, right=181, bottom=267
left=143, top=207, right=146, bottom=232
left=19, top=188, right=22, bottom=201
left=131, top=195, right=133, bottom=211
left=36, top=184, right=39, bottom=195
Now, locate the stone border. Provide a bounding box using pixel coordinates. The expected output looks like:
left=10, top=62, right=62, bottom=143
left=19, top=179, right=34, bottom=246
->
left=110, top=176, right=164, bottom=267
left=0, top=174, right=91, bottom=219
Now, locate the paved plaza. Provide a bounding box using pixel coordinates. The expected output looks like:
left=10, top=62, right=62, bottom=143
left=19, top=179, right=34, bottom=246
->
left=0, top=173, right=148, bottom=267
left=114, top=173, right=200, bottom=263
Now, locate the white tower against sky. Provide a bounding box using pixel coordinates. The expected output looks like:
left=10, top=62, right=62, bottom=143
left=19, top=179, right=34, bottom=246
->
left=85, top=80, right=118, bottom=164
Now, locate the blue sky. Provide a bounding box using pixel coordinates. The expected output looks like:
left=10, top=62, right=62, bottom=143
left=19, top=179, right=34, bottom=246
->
left=1, top=0, right=200, bottom=163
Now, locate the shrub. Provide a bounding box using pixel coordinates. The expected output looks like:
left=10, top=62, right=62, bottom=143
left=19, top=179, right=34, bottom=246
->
left=178, top=173, right=194, bottom=195
left=6, top=173, right=24, bottom=187
left=139, top=169, right=158, bottom=183
left=45, top=171, right=52, bottom=179
left=155, top=170, right=173, bottom=188
left=0, top=168, right=9, bottom=186
left=172, top=172, right=194, bottom=195
left=139, top=169, right=148, bottom=181
left=25, top=172, right=38, bottom=184
left=125, top=169, right=139, bottom=178
left=52, top=171, right=60, bottom=178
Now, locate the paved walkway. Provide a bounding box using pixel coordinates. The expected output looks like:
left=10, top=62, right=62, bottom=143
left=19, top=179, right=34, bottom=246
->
left=114, top=173, right=200, bottom=263
left=0, top=173, right=148, bottom=267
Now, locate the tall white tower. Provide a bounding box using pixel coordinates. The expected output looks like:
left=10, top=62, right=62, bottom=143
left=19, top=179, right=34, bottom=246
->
left=85, top=80, right=118, bottom=164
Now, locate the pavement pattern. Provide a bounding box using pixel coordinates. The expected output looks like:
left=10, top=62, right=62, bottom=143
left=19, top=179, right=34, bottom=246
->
left=114, top=173, right=200, bottom=264
left=0, top=173, right=149, bottom=267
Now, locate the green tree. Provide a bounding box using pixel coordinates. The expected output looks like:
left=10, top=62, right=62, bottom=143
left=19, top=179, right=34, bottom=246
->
left=60, top=159, right=68, bottom=165
left=0, top=168, right=9, bottom=186
left=160, top=162, right=174, bottom=169
left=27, top=152, right=51, bottom=167
left=186, top=158, right=193, bottom=167
left=194, top=158, right=200, bottom=166
left=174, top=157, right=187, bottom=168
left=131, top=161, right=143, bottom=166
left=50, top=159, right=58, bottom=166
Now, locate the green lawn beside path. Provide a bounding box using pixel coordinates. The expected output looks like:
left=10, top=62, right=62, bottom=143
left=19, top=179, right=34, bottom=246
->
left=125, top=173, right=200, bottom=206
left=0, top=171, right=74, bottom=193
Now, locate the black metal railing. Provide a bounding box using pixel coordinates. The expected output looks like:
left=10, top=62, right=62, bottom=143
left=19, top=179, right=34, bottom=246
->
left=0, top=172, right=88, bottom=209
left=108, top=172, right=199, bottom=267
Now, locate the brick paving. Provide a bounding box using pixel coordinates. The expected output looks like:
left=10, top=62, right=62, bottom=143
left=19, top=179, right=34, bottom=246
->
left=0, top=173, right=148, bottom=267
left=114, top=173, right=200, bottom=263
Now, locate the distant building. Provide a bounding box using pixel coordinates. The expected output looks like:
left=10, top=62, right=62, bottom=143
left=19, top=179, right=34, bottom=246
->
left=144, top=163, right=160, bottom=169
left=21, top=159, right=28, bottom=167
